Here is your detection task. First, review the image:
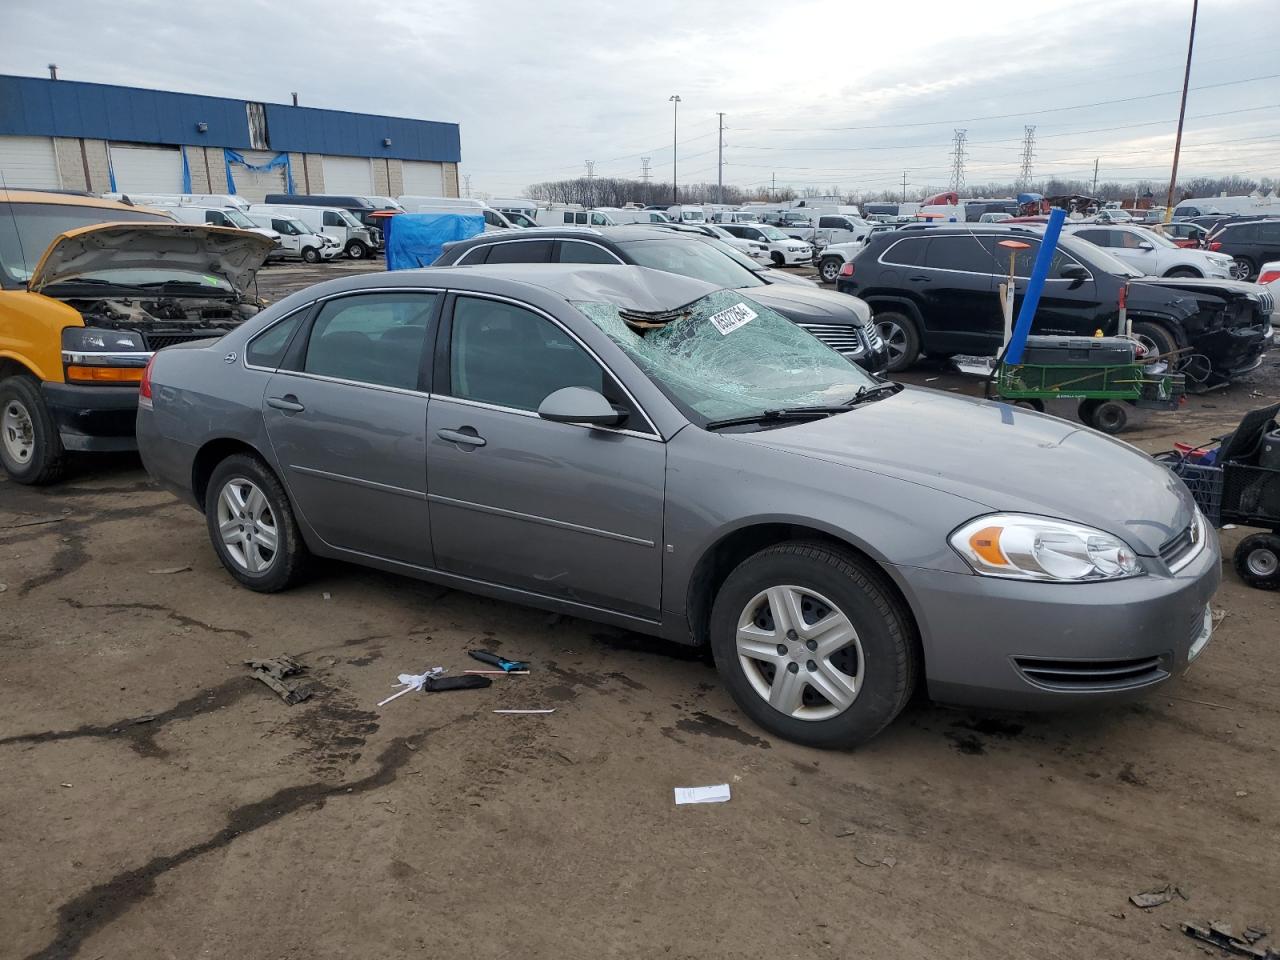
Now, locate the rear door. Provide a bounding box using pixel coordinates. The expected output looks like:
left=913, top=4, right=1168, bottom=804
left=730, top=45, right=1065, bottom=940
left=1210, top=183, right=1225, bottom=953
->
left=1255, top=220, right=1280, bottom=266
left=892, top=235, right=999, bottom=353
left=425, top=293, right=665, bottom=619
left=261, top=290, right=440, bottom=565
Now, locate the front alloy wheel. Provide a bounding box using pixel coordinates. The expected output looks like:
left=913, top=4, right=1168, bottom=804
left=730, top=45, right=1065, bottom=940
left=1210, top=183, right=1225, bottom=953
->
left=735, top=585, right=863, bottom=721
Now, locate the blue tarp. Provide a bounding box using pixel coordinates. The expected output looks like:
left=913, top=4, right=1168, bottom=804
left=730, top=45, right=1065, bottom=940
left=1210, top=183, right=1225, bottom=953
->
left=385, top=213, right=484, bottom=270
left=223, top=149, right=295, bottom=195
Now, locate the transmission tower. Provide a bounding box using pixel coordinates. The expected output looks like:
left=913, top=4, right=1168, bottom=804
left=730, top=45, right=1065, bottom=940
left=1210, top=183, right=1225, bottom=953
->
left=1018, top=125, right=1036, bottom=191
left=949, top=129, right=967, bottom=194
left=640, top=157, right=651, bottom=183
left=462, top=174, right=472, bottom=197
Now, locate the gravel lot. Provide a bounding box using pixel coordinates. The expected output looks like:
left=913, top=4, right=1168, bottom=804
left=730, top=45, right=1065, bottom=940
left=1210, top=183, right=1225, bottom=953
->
left=2, top=258, right=1278, bottom=959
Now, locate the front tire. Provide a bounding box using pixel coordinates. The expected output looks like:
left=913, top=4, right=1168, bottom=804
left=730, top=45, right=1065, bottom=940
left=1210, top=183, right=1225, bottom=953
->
left=0, top=375, right=67, bottom=485
left=205, top=454, right=310, bottom=592
left=874, top=310, right=922, bottom=373
left=1234, top=534, right=1280, bottom=590
left=301, top=246, right=320, bottom=263
left=770, top=251, right=785, bottom=267
left=1231, top=256, right=1257, bottom=281
left=1131, top=320, right=1179, bottom=360
left=1163, top=267, right=1201, bottom=278
left=709, top=542, right=917, bottom=748
left=345, top=239, right=370, bottom=260
left=818, top=257, right=843, bottom=283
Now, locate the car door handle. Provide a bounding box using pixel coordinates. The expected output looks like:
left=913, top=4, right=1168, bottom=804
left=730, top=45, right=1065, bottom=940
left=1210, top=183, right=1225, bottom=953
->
left=907, top=275, right=931, bottom=282
left=437, top=427, right=486, bottom=447
left=267, top=394, right=305, bottom=412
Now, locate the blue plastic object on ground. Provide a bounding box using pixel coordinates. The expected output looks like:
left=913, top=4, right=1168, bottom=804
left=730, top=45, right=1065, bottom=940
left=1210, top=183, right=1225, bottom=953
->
left=1004, top=207, right=1067, bottom=365
left=385, top=213, right=484, bottom=270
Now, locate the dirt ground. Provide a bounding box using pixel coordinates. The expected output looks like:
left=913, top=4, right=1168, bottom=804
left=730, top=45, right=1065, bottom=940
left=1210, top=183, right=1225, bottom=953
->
left=2, top=259, right=1279, bottom=959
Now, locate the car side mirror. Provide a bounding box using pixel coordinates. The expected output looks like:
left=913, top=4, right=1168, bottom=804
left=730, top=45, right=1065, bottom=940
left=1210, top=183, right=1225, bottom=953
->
left=537, top=387, right=627, bottom=427
left=1137, top=241, right=1154, bottom=251
left=1061, top=265, right=1089, bottom=282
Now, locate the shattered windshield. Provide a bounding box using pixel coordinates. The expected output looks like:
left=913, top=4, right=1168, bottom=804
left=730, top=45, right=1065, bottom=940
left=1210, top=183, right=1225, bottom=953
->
left=575, top=289, right=875, bottom=423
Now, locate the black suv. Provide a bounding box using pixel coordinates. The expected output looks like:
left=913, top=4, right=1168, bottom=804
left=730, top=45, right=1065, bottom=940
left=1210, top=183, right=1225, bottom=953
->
left=1207, top=218, right=1280, bottom=280
left=435, top=226, right=888, bottom=373
left=838, top=225, right=1273, bottom=385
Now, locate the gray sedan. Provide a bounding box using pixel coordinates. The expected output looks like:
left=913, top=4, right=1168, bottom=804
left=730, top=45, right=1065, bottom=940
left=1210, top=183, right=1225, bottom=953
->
left=137, top=264, right=1220, bottom=747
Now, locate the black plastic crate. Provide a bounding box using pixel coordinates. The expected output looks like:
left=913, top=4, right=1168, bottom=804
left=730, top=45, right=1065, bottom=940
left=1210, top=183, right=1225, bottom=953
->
left=1021, top=335, right=1137, bottom=366
left=1157, top=455, right=1223, bottom=527
left=1221, top=463, right=1280, bottom=525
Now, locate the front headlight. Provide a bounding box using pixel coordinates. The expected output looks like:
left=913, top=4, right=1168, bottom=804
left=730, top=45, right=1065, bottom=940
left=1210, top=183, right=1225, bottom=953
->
left=62, top=327, right=145, bottom=353
left=949, top=514, right=1143, bottom=582
left=61, top=327, right=149, bottom=384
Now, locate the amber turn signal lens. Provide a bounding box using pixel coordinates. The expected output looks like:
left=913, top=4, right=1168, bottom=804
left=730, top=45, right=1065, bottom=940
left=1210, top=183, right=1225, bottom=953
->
left=66, top=366, right=145, bottom=384
left=968, top=525, right=1008, bottom=567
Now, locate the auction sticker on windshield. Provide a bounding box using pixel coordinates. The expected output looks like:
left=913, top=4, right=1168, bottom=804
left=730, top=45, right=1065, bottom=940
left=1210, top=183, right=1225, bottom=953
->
left=709, top=302, right=757, bottom=335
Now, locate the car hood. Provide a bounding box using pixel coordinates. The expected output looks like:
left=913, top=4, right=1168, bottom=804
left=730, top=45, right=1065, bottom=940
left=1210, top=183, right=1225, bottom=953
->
left=732, top=387, right=1194, bottom=555
left=1135, top=276, right=1267, bottom=301
left=744, top=281, right=871, bottom=322
left=30, top=222, right=276, bottom=294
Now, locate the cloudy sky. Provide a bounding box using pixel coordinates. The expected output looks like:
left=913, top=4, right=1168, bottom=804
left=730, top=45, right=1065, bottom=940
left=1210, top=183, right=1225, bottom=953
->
left=3, top=0, right=1277, bottom=197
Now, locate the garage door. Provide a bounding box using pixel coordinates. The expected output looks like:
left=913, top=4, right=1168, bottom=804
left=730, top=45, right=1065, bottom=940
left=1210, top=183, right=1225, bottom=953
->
left=0, top=136, right=60, bottom=189
left=401, top=161, right=444, bottom=196
left=230, top=150, right=288, bottom=202
left=109, top=143, right=183, bottom=193
left=322, top=156, right=373, bottom=195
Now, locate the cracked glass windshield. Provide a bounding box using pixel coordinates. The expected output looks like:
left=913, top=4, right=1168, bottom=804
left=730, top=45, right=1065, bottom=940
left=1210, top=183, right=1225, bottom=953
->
left=576, top=289, right=875, bottom=422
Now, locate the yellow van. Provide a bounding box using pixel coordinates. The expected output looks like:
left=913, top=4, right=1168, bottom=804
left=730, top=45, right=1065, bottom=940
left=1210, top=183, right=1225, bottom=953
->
left=0, top=191, right=273, bottom=483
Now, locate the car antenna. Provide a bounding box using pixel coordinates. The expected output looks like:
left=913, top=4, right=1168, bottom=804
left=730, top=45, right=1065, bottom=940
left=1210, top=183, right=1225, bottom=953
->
left=0, top=171, right=31, bottom=286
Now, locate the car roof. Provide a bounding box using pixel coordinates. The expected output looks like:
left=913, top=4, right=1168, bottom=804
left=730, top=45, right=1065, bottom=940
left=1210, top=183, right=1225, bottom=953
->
left=0, top=189, right=161, bottom=212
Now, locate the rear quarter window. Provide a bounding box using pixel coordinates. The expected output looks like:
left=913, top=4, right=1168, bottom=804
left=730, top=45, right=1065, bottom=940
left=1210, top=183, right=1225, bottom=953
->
left=880, top=237, right=929, bottom=266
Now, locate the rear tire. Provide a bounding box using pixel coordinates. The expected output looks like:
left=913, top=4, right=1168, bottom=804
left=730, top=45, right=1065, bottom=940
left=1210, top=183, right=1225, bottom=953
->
left=874, top=311, right=922, bottom=373
left=205, top=454, right=310, bottom=592
left=0, top=375, right=68, bottom=485
left=1234, top=534, right=1280, bottom=590
left=818, top=257, right=843, bottom=283
left=301, top=246, right=320, bottom=263
left=709, top=541, right=917, bottom=749
left=345, top=240, right=370, bottom=260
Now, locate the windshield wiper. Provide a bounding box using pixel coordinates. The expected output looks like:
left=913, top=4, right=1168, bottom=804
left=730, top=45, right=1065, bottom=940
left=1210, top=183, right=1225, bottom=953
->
left=844, top=382, right=904, bottom=405
left=705, top=405, right=852, bottom=431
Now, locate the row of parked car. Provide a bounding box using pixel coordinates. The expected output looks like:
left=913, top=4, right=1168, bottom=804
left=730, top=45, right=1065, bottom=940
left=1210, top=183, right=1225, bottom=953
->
left=0, top=186, right=1232, bottom=749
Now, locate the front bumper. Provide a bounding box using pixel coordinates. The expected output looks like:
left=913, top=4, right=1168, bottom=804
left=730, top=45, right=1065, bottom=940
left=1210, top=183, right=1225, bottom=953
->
left=781, top=247, right=813, bottom=264
left=40, top=382, right=141, bottom=452
left=1195, top=323, right=1269, bottom=382
left=888, top=530, right=1221, bottom=711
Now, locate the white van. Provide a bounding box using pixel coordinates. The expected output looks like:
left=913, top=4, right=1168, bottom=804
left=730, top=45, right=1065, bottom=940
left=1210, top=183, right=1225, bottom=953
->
left=712, top=210, right=760, bottom=224
left=666, top=205, right=706, bottom=223
left=604, top=207, right=671, bottom=225
left=489, top=197, right=540, bottom=227
left=246, top=213, right=342, bottom=262
left=108, top=192, right=252, bottom=212
left=249, top=203, right=377, bottom=259
left=534, top=206, right=618, bottom=227
left=396, top=196, right=514, bottom=232
left=151, top=203, right=282, bottom=246
left=1173, top=195, right=1280, bottom=219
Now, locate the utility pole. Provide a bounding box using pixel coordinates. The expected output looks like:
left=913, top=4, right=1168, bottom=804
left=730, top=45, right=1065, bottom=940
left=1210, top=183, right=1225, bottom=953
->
left=669, top=95, right=681, bottom=205
left=640, top=157, right=651, bottom=183
left=716, top=112, right=725, bottom=206
left=1165, top=0, right=1198, bottom=222
left=771, top=171, right=776, bottom=200
left=1017, top=125, right=1037, bottom=191
left=585, top=161, right=595, bottom=207
left=1091, top=158, right=1099, bottom=195
left=949, top=129, right=967, bottom=195
left=901, top=170, right=908, bottom=204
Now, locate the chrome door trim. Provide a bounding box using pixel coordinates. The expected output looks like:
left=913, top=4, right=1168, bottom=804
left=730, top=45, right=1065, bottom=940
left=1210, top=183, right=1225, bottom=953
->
left=291, top=464, right=426, bottom=500
left=429, top=393, right=660, bottom=442
left=427, top=492, right=656, bottom=548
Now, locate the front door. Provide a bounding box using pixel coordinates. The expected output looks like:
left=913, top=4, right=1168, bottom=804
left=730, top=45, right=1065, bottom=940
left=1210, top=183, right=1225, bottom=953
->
left=261, top=290, right=440, bottom=565
left=986, top=238, right=1101, bottom=337
left=425, top=294, right=666, bottom=620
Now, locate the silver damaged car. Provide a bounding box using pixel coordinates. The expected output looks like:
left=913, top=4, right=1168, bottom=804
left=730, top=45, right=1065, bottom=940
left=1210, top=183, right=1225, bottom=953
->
left=137, top=264, right=1220, bottom=747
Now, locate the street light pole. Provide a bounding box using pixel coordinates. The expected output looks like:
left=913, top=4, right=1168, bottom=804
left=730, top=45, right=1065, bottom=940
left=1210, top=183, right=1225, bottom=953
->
left=669, top=95, right=681, bottom=205
left=1165, top=0, right=1198, bottom=223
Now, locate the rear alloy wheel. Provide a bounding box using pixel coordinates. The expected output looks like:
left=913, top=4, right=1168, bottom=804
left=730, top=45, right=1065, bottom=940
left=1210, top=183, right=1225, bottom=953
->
left=301, top=246, right=320, bottom=263
left=710, top=542, right=916, bottom=748
left=874, top=311, right=921, bottom=373
left=0, top=375, right=67, bottom=485
left=346, top=240, right=370, bottom=260
left=1234, top=534, right=1280, bottom=590
left=205, top=454, right=309, bottom=592
left=818, top=257, right=843, bottom=283
left=1231, top=257, right=1257, bottom=281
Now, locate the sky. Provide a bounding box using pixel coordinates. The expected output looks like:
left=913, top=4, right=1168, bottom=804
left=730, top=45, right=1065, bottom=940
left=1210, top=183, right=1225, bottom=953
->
left=3, top=0, right=1278, bottom=198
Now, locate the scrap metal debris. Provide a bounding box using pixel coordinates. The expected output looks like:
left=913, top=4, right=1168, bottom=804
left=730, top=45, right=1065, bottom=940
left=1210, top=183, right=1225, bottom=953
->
left=1181, top=921, right=1280, bottom=958
left=148, top=565, right=192, bottom=575
left=244, top=656, right=312, bottom=705
left=1130, top=884, right=1188, bottom=909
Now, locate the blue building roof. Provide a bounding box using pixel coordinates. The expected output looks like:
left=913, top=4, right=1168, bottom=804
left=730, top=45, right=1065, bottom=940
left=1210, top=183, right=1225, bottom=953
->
left=0, top=74, right=460, bottom=163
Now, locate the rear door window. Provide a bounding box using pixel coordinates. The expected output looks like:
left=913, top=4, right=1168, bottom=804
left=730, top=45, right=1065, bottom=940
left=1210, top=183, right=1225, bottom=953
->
left=456, top=245, right=490, bottom=265
left=247, top=311, right=306, bottom=369
left=1225, top=223, right=1260, bottom=242
left=880, top=236, right=929, bottom=266
left=1075, top=228, right=1115, bottom=246
left=302, top=293, right=438, bottom=390
left=925, top=236, right=996, bottom=273
left=558, top=241, right=621, bottom=264
left=484, top=240, right=553, bottom=264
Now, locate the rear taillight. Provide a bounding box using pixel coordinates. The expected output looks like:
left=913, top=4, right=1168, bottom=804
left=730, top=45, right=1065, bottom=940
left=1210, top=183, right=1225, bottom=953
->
left=139, top=356, right=155, bottom=399
left=1260, top=269, right=1280, bottom=285
left=839, top=262, right=854, bottom=277
left=1208, top=241, right=1222, bottom=251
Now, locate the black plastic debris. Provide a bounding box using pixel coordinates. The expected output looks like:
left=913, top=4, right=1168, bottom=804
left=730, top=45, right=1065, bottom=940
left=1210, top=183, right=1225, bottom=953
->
left=1181, top=921, right=1280, bottom=958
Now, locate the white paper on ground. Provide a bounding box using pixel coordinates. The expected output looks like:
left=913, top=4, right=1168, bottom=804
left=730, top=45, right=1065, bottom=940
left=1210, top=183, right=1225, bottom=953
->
left=674, top=784, right=731, bottom=805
